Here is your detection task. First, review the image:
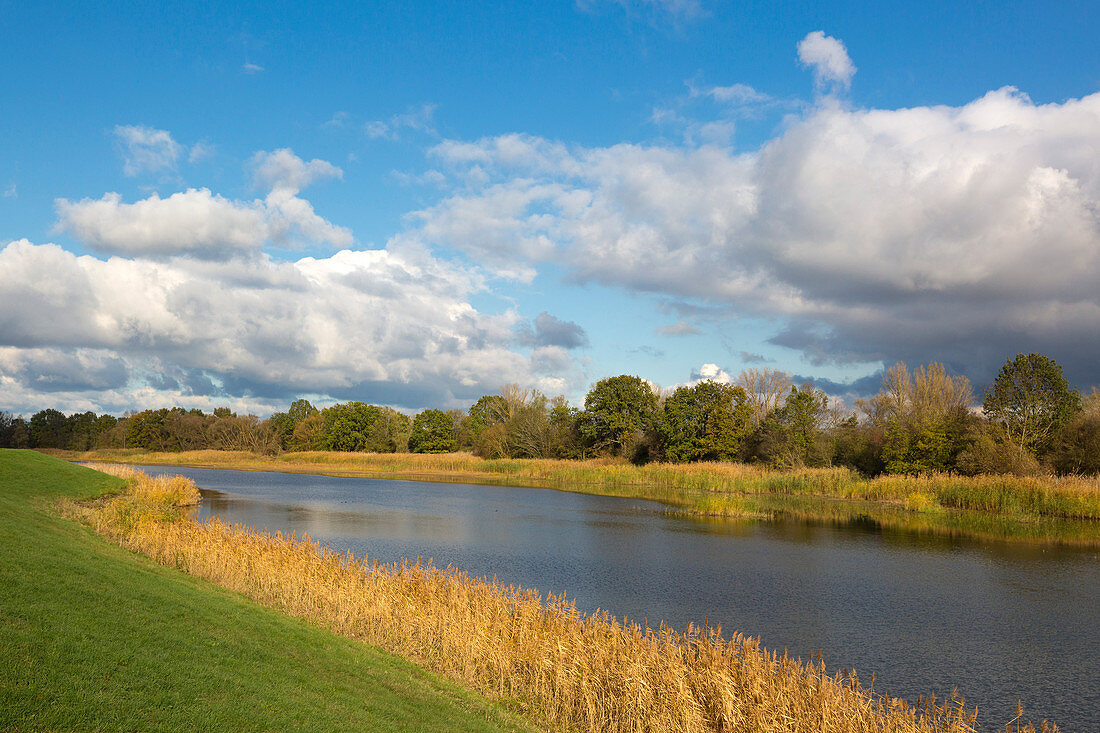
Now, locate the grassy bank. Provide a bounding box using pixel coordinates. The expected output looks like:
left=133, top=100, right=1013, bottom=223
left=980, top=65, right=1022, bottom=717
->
left=60, top=461, right=1043, bottom=733
left=74, top=449, right=1100, bottom=547
left=0, top=450, right=530, bottom=732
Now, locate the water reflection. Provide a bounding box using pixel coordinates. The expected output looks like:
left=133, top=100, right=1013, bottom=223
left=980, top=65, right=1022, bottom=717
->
left=152, top=465, right=1098, bottom=731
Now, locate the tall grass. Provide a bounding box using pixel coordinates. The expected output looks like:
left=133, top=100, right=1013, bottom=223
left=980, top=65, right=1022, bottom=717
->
left=78, top=450, right=1100, bottom=546
left=61, top=467, right=1059, bottom=733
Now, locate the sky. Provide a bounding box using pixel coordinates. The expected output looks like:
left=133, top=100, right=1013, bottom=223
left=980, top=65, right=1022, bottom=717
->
left=2, top=0, right=1099, bottom=417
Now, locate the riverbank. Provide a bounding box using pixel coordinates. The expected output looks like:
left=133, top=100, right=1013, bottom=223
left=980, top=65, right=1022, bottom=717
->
left=58, top=457, right=1017, bottom=732
left=70, top=448, right=1100, bottom=547
left=0, top=450, right=531, bottom=732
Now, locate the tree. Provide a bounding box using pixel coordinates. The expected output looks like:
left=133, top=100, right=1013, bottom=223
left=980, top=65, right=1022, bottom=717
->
left=29, top=409, right=71, bottom=449
left=753, top=384, right=830, bottom=468
left=982, top=353, right=1081, bottom=457
left=737, top=368, right=793, bottom=427
left=579, top=375, right=659, bottom=457
left=409, top=409, right=457, bottom=453
left=287, top=399, right=318, bottom=423
left=658, top=381, right=753, bottom=463
left=859, top=362, right=975, bottom=475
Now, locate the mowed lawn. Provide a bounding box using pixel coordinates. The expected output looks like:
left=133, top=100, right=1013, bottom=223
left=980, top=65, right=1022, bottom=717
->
left=0, top=450, right=531, bottom=732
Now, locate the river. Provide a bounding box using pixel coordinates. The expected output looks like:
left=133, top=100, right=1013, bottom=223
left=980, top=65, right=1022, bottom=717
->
left=138, top=465, right=1099, bottom=731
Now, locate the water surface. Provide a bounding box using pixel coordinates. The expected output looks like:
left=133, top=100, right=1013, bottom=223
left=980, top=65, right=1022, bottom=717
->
left=140, top=465, right=1099, bottom=731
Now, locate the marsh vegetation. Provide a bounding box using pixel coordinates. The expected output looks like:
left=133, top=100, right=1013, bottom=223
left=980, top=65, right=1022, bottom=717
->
left=63, top=462, right=1067, bottom=733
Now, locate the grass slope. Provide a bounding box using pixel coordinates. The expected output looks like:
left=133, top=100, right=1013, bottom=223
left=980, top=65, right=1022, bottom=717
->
left=0, top=450, right=531, bottom=732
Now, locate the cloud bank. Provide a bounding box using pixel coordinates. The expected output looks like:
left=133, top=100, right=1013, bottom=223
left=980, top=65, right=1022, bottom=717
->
left=413, top=87, right=1100, bottom=388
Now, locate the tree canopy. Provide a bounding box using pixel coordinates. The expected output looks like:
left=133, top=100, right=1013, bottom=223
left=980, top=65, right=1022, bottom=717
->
left=982, top=353, right=1081, bottom=456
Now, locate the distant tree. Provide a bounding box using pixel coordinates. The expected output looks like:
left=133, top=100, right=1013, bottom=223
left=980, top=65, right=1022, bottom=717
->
left=753, top=384, right=831, bottom=468
left=409, top=409, right=457, bottom=453
left=860, top=362, right=975, bottom=475
left=29, top=409, right=71, bottom=449
left=956, top=424, right=1041, bottom=477
left=265, top=411, right=295, bottom=450
left=320, top=402, right=410, bottom=452
left=982, top=353, right=1081, bottom=457
left=736, top=368, right=794, bottom=427
left=1049, top=391, right=1100, bottom=475
left=125, top=409, right=171, bottom=451
left=290, top=413, right=325, bottom=451
left=829, top=415, right=886, bottom=476
left=321, top=402, right=381, bottom=451
left=287, top=399, right=319, bottom=423
left=579, top=375, right=659, bottom=457
left=658, top=381, right=753, bottom=463
left=0, top=411, right=16, bottom=448
left=464, top=394, right=508, bottom=457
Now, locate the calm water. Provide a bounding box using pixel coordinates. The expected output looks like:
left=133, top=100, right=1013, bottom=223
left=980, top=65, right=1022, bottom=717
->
left=139, top=465, right=1100, bottom=731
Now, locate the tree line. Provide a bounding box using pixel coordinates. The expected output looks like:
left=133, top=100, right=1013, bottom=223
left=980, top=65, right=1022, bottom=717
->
left=3, top=352, right=1098, bottom=476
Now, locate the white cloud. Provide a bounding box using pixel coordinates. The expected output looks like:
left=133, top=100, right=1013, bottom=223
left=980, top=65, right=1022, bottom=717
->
left=188, top=141, right=215, bottom=163
left=0, top=239, right=582, bottom=414
left=55, top=190, right=268, bottom=259
left=1, top=183, right=15, bottom=198
left=797, top=31, right=856, bottom=90
left=242, top=62, right=264, bottom=74
left=404, top=86, right=1100, bottom=387
left=57, top=150, right=353, bottom=259
left=250, top=148, right=342, bottom=192
left=705, top=83, right=772, bottom=105
left=114, top=125, right=184, bottom=177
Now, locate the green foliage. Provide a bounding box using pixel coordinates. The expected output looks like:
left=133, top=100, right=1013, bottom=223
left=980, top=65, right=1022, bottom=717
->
left=409, top=409, right=458, bottom=453
left=579, top=375, right=659, bottom=457
left=754, top=385, right=830, bottom=468
left=321, top=402, right=411, bottom=453
left=125, top=408, right=172, bottom=451
left=983, top=353, right=1081, bottom=457
left=829, top=417, right=885, bottom=476
left=1050, top=415, right=1100, bottom=475
left=287, top=398, right=319, bottom=423
left=955, top=427, right=1042, bottom=477
left=658, top=381, right=752, bottom=463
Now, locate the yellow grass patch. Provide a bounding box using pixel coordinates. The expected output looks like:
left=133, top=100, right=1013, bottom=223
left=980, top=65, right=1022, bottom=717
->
left=58, top=466, right=1061, bottom=732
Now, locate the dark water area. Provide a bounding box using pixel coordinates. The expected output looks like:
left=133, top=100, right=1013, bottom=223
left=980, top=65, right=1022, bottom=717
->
left=138, top=465, right=1100, bottom=731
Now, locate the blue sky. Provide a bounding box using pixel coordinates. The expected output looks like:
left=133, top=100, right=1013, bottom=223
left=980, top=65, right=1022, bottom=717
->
left=2, top=0, right=1099, bottom=416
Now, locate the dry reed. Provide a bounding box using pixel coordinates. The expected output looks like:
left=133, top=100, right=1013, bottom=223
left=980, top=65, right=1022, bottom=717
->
left=60, top=467, right=1059, bottom=733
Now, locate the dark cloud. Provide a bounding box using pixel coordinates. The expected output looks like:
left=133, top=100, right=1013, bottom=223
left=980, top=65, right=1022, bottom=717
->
left=14, top=351, right=130, bottom=393
left=516, top=312, right=589, bottom=349
left=793, top=372, right=884, bottom=398
left=738, top=351, right=772, bottom=364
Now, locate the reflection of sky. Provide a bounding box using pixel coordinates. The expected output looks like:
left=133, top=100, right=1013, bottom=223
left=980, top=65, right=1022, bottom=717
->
left=150, top=465, right=1099, bottom=731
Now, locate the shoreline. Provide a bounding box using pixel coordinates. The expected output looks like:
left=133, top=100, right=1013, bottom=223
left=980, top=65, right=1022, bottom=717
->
left=57, top=448, right=1100, bottom=548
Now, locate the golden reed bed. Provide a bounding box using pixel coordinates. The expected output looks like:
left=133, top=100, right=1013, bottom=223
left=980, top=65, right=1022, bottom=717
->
left=63, top=466, right=1057, bottom=733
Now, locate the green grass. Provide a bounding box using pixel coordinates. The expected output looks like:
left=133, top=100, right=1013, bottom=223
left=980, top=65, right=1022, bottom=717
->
left=0, top=449, right=533, bottom=732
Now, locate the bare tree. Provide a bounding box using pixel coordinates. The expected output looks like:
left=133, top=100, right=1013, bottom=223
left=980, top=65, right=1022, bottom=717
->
left=736, top=368, right=793, bottom=425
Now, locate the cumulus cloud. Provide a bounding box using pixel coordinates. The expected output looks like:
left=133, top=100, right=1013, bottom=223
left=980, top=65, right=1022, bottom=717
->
left=0, top=239, right=582, bottom=414
left=406, top=86, right=1100, bottom=388
left=114, top=125, right=183, bottom=176
left=516, top=312, right=590, bottom=349
left=250, top=148, right=343, bottom=192
left=56, top=150, right=352, bottom=259
left=56, top=190, right=268, bottom=259
left=797, top=31, right=856, bottom=90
